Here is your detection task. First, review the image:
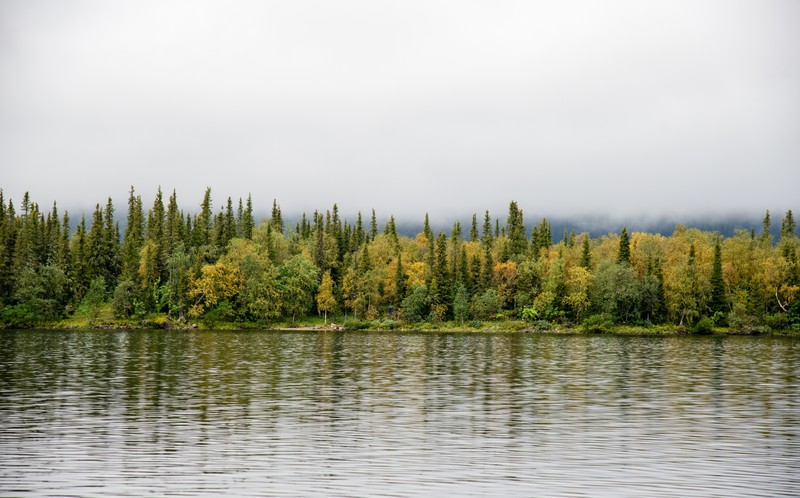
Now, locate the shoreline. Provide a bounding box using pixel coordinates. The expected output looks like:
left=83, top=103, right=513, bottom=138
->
left=4, top=319, right=797, bottom=336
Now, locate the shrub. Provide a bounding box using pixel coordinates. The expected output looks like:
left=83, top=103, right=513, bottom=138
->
left=691, top=317, right=714, bottom=335
left=762, top=313, right=788, bottom=331
left=0, top=304, right=37, bottom=328
left=581, top=314, right=613, bottom=333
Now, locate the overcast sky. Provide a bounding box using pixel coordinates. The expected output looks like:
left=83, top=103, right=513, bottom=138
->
left=1, top=0, right=798, bottom=223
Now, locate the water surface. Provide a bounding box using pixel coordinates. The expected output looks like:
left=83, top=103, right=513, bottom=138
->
left=1, top=330, right=798, bottom=496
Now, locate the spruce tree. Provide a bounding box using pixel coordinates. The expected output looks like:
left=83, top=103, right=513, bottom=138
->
left=470, top=213, right=478, bottom=242
left=354, top=211, right=364, bottom=248
left=165, top=189, right=184, bottom=255
left=580, top=234, right=592, bottom=269
left=761, top=210, right=771, bottom=245
left=423, top=213, right=432, bottom=242
left=369, top=209, right=378, bottom=241
left=781, top=210, right=796, bottom=240
left=121, top=187, right=144, bottom=281
left=482, top=210, right=493, bottom=248
left=709, top=240, right=727, bottom=314
left=193, top=188, right=213, bottom=247
left=271, top=199, right=284, bottom=233
left=617, top=226, right=631, bottom=265
left=506, top=201, right=526, bottom=258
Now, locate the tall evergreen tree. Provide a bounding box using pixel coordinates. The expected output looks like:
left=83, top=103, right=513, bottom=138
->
left=781, top=210, right=796, bottom=240
left=423, top=213, right=433, bottom=242
left=271, top=199, right=284, bottom=233
left=617, top=226, right=631, bottom=265
left=506, top=200, right=526, bottom=258
left=193, top=188, right=213, bottom=247
left=165, top=189, right=184, bottom=256
left=354, top=211, right=364, bottom=248
left=369, top=209, right=378, bottom=240
left=580, top=234, right=592, bottom=269
left=482, top=210, right=493, bottom=248
left=760, top=210, right=771, bottom=245
left=121, top=187, right=144, bottom=281
left=709, top=240, right=727, bottom=314
left=470, top=213, right=479, bottom=242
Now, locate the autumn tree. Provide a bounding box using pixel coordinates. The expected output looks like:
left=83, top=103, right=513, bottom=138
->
left=316, top=270, right=337, bottom=323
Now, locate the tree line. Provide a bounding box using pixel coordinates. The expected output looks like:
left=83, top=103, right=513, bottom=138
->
left=0, top=187, right=798, bottom=331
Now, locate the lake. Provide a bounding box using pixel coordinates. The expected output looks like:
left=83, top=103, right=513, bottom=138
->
left=0, top=330, right=798, bottom=496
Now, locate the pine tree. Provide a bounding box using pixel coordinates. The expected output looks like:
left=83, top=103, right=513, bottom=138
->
left=470, top=213, right=478, bottom=242
left=271, top=199, right=284, bottom=233
left=369, top=209, right=378, bottom=241
left=506, top=201, right=526, bottom=258
left=72, top=215, right=89, bottom=300
left=617, top=226, right=631, bottom=265
left=470, top=252, right=481, bottom=293
left=761, top=210, right=771, bottom=245
left=354, top=211, right=364, bottom=248
left=121, top=187, right=144, bottom=281
left=781, top=210, right=796, bottom=240
left=165, top=189, right=184, bottom=256
left=193, top=188, right=213, bottom=247
left=580, top=234, right=592, bottom=269
left=423, top=213, right=433, bottom=242
left=482, top=210, right=493, bottom=248
left=709, top=240, right=727, bottom=314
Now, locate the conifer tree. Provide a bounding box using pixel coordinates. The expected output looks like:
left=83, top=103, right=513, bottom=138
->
left=223, top=197, right=236, bottom=245
left=470, top=213, right=478, bottom=242
left=423, top=213, right=433, bottom=242
left=354, top=211, right=364, bottom=248
left=121, top=187, right=144, bottom=281
left=271, top=199, right=284, bottom=233
left=193, top=188, right=213, bottom=247
left=781, top=210, right=796, bottom=240
left=470, top=252, right=481, bottom=293
left=369, top=209, right=378, bottom=240
left=482, top=210, right=493, bottom=248
left=165, top=189, right=184, bottom=255
left=709, top=240, right=727, bottom=314
left=617, top=226, right=631, bottom=265
left=72, top=215, right=89, bottom=300
left=580, top=234, right=592, bottom=269
left=506, top=201, right=526, bottom=258
left=761, top=210, right=771, bottom=245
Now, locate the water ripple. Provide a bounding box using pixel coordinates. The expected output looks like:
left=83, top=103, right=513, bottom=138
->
left=0, top=330, right=798, bottom=497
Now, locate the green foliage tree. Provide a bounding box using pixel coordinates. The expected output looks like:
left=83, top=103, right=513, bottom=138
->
left=453, top=283, right=470, bottom=325
left=709, top=241, right=727, bottom=314
left=316, top=270, right=337, bottom=323
left=277, top=255, right=318, bottom=323
left=617, top=226, right=631, bottom=265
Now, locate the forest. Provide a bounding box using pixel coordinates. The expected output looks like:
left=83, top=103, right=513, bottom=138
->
left=0, top=187, right=798, bottom=332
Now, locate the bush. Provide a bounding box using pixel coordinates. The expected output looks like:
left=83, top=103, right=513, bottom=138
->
left=343, top=319, right=369, bottom=330
left=0, top=304, right=37, bottom=328
left=531, top=320, right=552, bottom=331
left=581, top=314, right=613, bottom=333
left=764, top=313, right=789, bottom=331
left=691, top=317, right=714, bottom=335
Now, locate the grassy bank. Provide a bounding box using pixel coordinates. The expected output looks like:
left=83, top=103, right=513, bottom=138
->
left=8, top=306, right=796, bottom=336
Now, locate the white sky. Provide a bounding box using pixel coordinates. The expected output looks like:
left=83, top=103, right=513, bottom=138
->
left=1, top=0, right=798, bottom=222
